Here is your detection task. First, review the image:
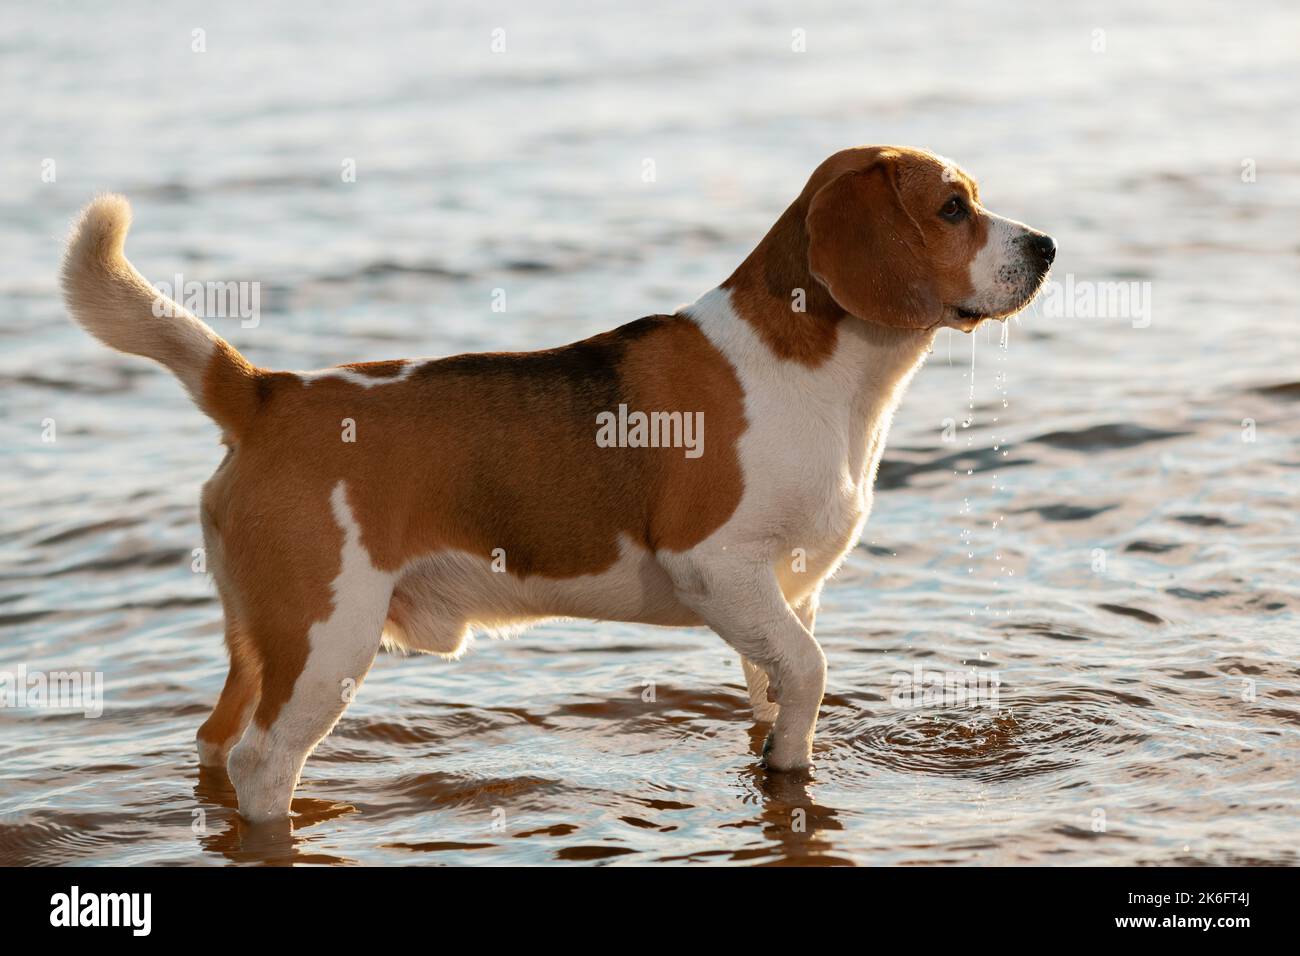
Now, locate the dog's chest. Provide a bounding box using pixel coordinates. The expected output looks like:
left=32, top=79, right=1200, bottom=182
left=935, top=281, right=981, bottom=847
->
left=747, top=387, right=889, bottom=581
left=687, top=295, right=933, bottom=596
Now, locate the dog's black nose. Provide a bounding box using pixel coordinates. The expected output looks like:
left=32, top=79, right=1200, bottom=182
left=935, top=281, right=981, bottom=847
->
left=1030, top=233, right=1057, bottom=265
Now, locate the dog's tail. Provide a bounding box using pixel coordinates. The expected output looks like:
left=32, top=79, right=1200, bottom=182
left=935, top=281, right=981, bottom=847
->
left=61, top=195, right=262, bottom=442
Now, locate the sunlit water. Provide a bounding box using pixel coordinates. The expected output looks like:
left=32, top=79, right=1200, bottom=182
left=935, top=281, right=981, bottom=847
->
left=1, top=0, right=1298, bottom=865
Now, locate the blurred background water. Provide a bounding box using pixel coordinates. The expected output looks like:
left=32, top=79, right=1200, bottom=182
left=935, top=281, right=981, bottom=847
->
left=1, top=0, right=1298, bottom=865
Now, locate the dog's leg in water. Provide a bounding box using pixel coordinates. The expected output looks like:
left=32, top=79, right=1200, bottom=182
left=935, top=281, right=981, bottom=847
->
left=667, top=558, right=826, bottom=772
left=227, top=584, right=390, bottom=822
left=226, top=485, right=395, bottom=822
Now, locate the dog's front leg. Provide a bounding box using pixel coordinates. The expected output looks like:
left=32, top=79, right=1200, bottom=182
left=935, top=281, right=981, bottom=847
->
left=740, top=590, right=819, bottom=726
left=665, top=557, right=826, bottom=772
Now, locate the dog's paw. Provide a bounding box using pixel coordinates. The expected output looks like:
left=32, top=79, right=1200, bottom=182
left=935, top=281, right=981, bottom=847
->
left=759, top=730, right=813, bottom=775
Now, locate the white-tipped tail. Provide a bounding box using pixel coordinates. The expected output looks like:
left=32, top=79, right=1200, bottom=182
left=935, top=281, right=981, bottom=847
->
left=61, top=195, right=261, bottom=440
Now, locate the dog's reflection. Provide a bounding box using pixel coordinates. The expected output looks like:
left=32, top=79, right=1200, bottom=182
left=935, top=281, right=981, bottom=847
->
left=193, top=765, right=355, bottom=865
left=739, top=725, right=848, bottom=865
left=192, top=726, right=846, bottom=865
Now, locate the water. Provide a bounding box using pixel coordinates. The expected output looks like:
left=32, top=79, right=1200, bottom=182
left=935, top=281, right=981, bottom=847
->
left=1, top=0, right=1298, bottom=865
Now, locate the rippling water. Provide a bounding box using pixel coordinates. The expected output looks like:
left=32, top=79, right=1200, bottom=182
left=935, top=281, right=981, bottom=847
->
left=2, top=0, right=1298, bottom=865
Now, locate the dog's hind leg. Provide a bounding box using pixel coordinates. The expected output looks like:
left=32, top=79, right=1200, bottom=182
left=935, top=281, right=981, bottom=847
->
left=226, top=483, right=396, bottom=822
left=196, top=620, right=260, bottom=769
left=741, top=657, right=779, bottom=724
left=228, top=595, right=390, bottom=822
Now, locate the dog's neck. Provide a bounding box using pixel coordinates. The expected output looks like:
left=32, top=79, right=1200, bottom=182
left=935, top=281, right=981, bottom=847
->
left=685, top=279, right=933, bottom=491
left=683, top=205, right=937, bottom=480
left=718, top=199, right=935, bottom=368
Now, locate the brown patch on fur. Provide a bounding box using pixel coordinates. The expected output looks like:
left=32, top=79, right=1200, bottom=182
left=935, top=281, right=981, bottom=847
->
left=200, top=431, right=333, bottom=727
left=201, top=315, right=746, bottom=726
left=723, top=146, right=989, bottom=363
left=723, top=199, right=847, bottom=366
left=620, top=320, right=747, bottom=551
left=343, top=360, right=409, bottom=379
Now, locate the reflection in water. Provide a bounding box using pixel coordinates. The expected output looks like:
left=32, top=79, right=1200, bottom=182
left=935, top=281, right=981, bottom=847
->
left=193, top=767, right=357, bottom=865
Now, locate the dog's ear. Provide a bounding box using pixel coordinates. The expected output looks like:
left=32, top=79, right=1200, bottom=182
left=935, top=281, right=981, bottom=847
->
left=805, top=157, right=941, bottom=329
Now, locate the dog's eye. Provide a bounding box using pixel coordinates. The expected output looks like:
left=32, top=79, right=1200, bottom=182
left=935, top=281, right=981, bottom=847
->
left=939, top=197, right=967, bottom=222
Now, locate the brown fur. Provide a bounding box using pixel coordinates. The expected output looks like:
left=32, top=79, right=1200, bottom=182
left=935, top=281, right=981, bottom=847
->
left=199, top=315, right=746, bottom=727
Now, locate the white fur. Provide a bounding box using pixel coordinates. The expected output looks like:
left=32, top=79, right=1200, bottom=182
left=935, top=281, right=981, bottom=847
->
left=382, top=533, right=698, bottom=659
left=62, top=195, right=220, bottom=406
left=680, top=288, right=934, bottom=599
left=299, top=360, right=418, bottom=389
left=654, top=289, right=935, bottom=766
left=961, top=211, right=1040, bottom=316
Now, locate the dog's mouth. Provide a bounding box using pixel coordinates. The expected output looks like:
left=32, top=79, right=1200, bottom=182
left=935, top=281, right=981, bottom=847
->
left=937, top=303, right=998, bottom=332
left=946, top=264, right=1055, bottom=330
left=943, top=275, right=1052, bottom=332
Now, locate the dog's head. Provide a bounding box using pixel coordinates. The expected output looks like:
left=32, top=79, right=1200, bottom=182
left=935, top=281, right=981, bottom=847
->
left=803, top=146, right=1054, bottom=332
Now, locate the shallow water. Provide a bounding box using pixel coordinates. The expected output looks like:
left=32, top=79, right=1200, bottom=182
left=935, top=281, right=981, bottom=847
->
left=2, top=0, right=1298, bottom=865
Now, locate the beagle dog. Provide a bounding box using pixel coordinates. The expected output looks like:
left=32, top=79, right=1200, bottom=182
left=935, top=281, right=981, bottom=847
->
left=62, top=146, right=1055, bottom=821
